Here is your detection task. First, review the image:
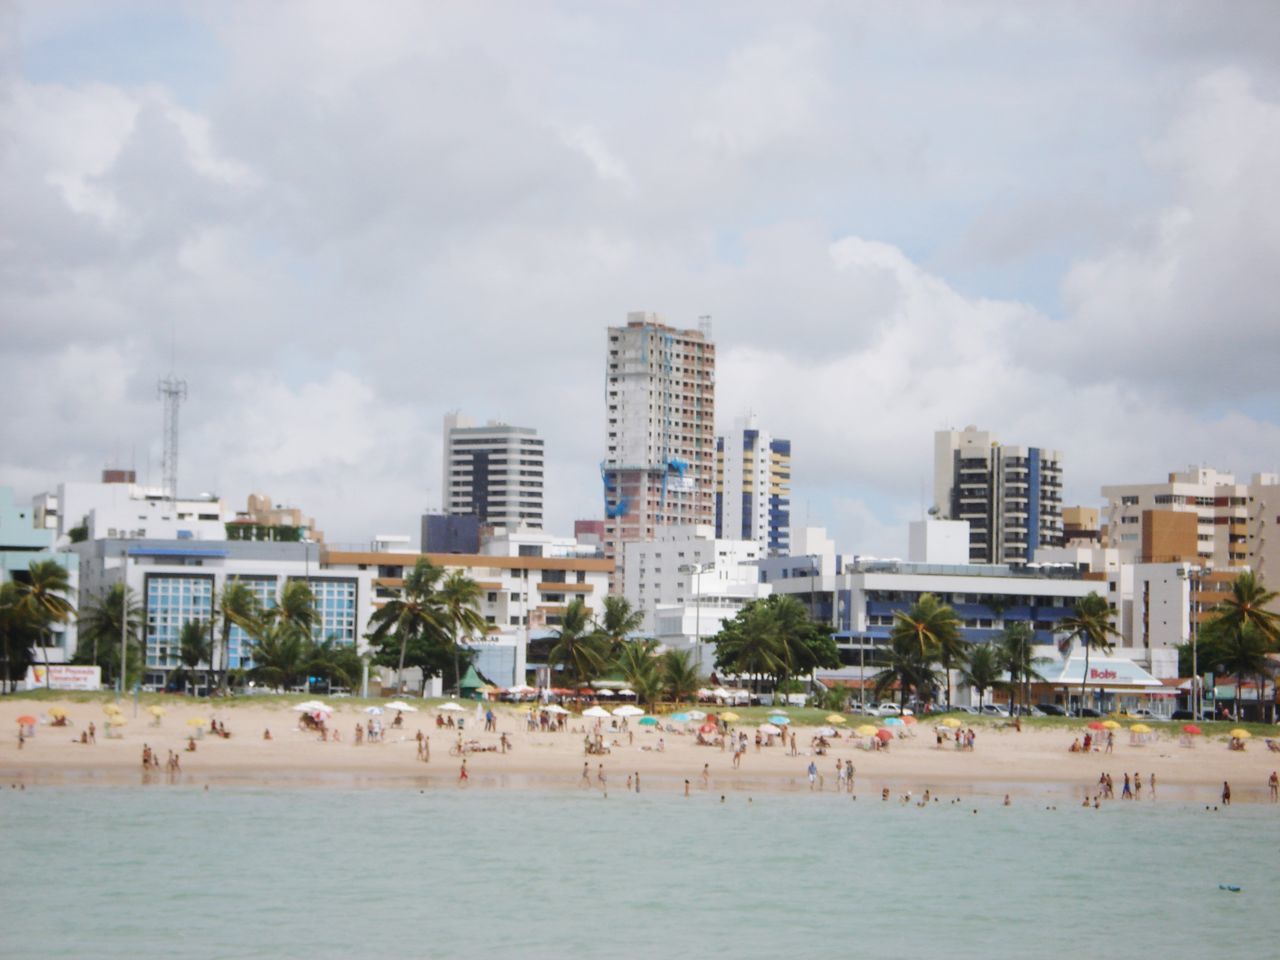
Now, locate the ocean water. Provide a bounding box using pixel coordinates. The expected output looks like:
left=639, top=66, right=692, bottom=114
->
left=1, top=784, right=1275, bottom=960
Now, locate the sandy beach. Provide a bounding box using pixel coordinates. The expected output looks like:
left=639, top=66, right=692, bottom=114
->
left=3, top=696, right=1278, bottom=803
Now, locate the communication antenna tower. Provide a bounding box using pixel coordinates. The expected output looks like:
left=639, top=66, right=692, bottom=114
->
left=158, top=374, right=187, bottom=505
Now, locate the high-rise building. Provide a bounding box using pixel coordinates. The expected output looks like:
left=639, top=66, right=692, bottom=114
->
left=1101, top=466, right=1280, bottom=581
left=715, top=414, right=791, bottom=556
left=933, top=426, right=1064, bottom=566
left=442, top=413, right=544, bottom=529
left=602, top=313, right=716, bottom=590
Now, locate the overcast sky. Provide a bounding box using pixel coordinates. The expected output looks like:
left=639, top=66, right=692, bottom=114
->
left=3, top=1, right=1279, bottom=555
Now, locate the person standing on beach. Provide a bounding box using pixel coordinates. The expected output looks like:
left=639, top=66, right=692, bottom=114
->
left=1105, top=731, right=1114, bottom=753
left=597, top=764, right=606, bottom=789
left=1122, top=773, right=1132, bottom=799
left=1134, top=772, right=1142, bottom=799
left=684, top=779, right=690, bottom=796
left=790, top=732, right=797, bottom=757
left=1221, top=781, right=1231, bottom=805
left=459, top=759, right=469, bottom=784
left=1268, top=771, right=1278, bottom=802
left=635, top=772, right=640, bottom=793
left=88, top=722, right=95, bottom=744
left=581, top=763, right=591, bottom=788
left=702, top=763, right=710, bottom=789
left=807, top=760, right=818, bottom=791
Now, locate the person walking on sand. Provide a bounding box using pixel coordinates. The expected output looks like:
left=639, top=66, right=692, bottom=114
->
left=88, top=722, right=95, bottom=744
left=790, top=732, right=797, bottom=757
left=597, top=764, right=606, bottom=788
left=807, top=760, right=818, bottom=791
left=1121, top=773, right=1132, bottom=799
left=581, top=763, right=591, bottom=788
left=1134, top=772, right=1142, bottom=799
left=1221, top=780, right=1231, bottom=805
left=1105, top=731, right=1114, bottom=754
left=459, top=758, right=469, bottom=784
left=702, top=763, right=710, bottom=789
left=1268, top=771, right=1278, bottom=802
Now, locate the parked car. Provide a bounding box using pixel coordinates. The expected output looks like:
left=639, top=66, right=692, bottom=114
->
left=979, top=704, right=1010, bottom=718
left=1119, top=708, right=1164, bottom=722
left=864, top=702, right=903, bottom=717
left=1073, top=707, right=1104, bottom=718
left=1170, top=709, right=1215, bottom=721
left=1036, top=703, right=1067, bottom=716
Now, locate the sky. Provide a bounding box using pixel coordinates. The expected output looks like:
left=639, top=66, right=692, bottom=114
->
left=3, top=1, right=1279, bottom=555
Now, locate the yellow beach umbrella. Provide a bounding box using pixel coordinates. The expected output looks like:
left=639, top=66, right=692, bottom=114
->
left=826, top=714, right=847, bottom=724
left=940, top=717, right=963, bottom=729
left=855, top=724, right=879, bottom=736
left=148, top=705, right=166, bottom=718
left=1229, top=728, right=1251, bottom=739
left=48, top=706, right=68, bottom=719
left=104, top=703, right=123, bottom=715
left=1130, top=723, right=1152, bottom=734
left=106, top=716, right=126, bottom=726
left=720, top=711, right=740, bottom=722
left=1102, top=720, right=1121, bottom=730
left=187, top=717, right=208, bottom=728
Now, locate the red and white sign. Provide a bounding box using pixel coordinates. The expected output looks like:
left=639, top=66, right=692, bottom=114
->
left=1089, top=669, right=1118, bottom=680
left=24, top=665, right=102, bottom=691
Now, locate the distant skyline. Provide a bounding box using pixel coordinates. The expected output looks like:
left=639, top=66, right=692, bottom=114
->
left=3, top=2, right=1279, bottom=556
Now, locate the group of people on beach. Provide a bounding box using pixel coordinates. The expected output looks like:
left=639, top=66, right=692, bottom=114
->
left=140, top=743, right=181, bottom=774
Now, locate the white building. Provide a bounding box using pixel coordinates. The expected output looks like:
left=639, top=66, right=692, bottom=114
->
left=603, top=314, right=716, bottom=591
left=716, top=414, right=791, bottom=556
left=908, top=518, right=971, bottom=565
left=39, top=471, right=227, bottom=544
left=442, top=413, right=544, bottom=529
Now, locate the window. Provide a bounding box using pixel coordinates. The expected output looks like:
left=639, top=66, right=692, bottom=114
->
left=1121, top=496, right=1139, bottom=506
left=487, top=592, right=498, bottom=603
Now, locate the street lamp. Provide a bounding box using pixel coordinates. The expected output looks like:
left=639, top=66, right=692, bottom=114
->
left=1177, top=564, right=1201, bottom=719
left=678, top=562, right=709, bottom=675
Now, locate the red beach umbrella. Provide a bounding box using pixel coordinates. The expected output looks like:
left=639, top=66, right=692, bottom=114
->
left=699, top=722, right=717, bottom=735
left=16, top=715, right=36, bottom=726
left=875, top=728, right=894, bottom=742
left=1182, top=724, right=1202, bottom=735
left=1087, top=721, right=1106, bottom=731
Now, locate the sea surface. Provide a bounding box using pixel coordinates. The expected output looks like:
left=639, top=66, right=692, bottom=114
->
left=1, top=784, right=1275, bottom=959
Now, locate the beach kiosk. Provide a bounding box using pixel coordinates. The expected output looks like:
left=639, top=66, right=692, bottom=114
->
left=1042, top=655, right=1165, bottom=714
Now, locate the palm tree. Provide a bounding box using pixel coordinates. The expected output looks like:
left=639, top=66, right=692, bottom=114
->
left=438, top=570, right=486, bottom=697
left=598, top=595, right=645, bottom=657
left=712, top=601, right=784, bottom=694
left=998, top=622, right=1049, bottom=715
left=14, top=559, right=77, bottom=687
left=616, top=638, right=662, bottom=710
left=1058, top=591, right=1120, bottom=715
left=1206, top=571, right=1279, bottom=720
left=771, top=595, right=823, bottom=687
left=72, top=583, right=145, bottom=689
left=960, top=644, right=1005, bottom=713
left=247, top=622, right=308, bottom=691
left=547, top=598, right=606, bottom=690
left=366, top=558, right=445, bottom=693
left=661, top=648, right=700, bottom=703
left=178, top=620, right=212, bottom=694
left=889, top=593, right=963, bottom=707
left=215, top=579, right=262, bottom=693
left=272, top=580, right=320, bottom=638
left=871, top=633, right=938, bottom=708
left=0, top=582, right=39, bottom=693
left=305, top=636, right=363, bottom=694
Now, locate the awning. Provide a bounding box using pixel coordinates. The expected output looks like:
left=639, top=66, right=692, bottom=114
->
left=1047, top=656, right=1164, bottom=688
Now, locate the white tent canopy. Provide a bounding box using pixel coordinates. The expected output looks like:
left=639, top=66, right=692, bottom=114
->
left=1048, top=656, right=1164, bottom=688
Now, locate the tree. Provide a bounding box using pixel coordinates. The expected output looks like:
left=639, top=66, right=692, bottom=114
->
left=438, top=570, right=486, bottom=697
left=889, top=593, right=963, bottom=707
left=304, top=636, right=363, bottom=693
left=661, top=648, right=700, bottom=703
left=998, top=622, right=1049, bottom=715
left=960, top=644, right=1005, bottom=712
left=72, top=583, right=144, bottom=692
left=711, top=595, right=839, bottom=693
left=247, top=622, right=308, bottom=691
left=177, top=620, right=212, bottom=694
left=1200, top=619, right=1274, bottom=722
left=598, top=595, right=645, bottom=657
left=272, top=580, right=320, bottom=637
left=771, top=595, right=841, bottom=687
left=1204, top=571, right=1280, bottom=721
left=871, top=633, right=938, bottom=708
left=1058, top=591, right=1120, bottom=714
left=0, top=582, right=40, bottom=693
left=547, top=597, right=606, bottom=689
left=215, top=579, right=262, bottom=693
left=13, top=560, right=77, bottom=687
left=615, top=638, right=662, bottom=710
left=366, top=559, right=445, bottom=693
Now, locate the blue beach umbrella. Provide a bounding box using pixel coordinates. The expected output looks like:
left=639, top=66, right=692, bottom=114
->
left=638, top=716, right=659, bottom=727
left=883, top=716, right=904, bottom=727
left=670, top=712, right=691, bottom=723
left=768, top=715, right=790, bottom=726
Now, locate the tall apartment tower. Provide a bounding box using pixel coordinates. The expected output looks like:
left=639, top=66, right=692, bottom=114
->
left=1102, top=466, right=1279, bottom=576
left=715, top=414, right=791, bottom=556
left=442, top=413, right=544, bottom=529
left=933, top=426, right=1064, bottom=566
left=603, top=313, right=716, bottom=590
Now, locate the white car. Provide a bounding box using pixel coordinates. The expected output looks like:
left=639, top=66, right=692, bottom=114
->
left=979, top=704, right=1010, bottom=718
left=866, top=702, right=902, bottom=717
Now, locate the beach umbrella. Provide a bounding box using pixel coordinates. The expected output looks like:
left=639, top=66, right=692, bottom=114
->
left=1229, top=728, right=1252, bottom=740
left=817, top=726, right=837, bottom=737
left=147, top=705, right=165, bottom=718
left=767, top=715, right=790, bottom=726
left=104, top=704, right=123, bottom=716
left=48, top=706, right=68, bottom=720
left=713, top=687, right=731, bottom=699
left=1087, top=721, right=1106, bottom=731
left=697, top=688, right=714, bottom=698
left=670, top=712, right=691, bottom=723
left=297, top=700, right=327, bottom=711
left=687, top=710, right=707, bottom=720
left=826, top=714, right=847, bottom=724
left=617, top=688, right=636, bottom=698
left=758, top=723, right=782, bottom=736
left=596, top=689, right=615, bottom=697
left=385, top=701, right=418, bottom=712
left=638, top=716, right=658, bottom=726
left=940, top=717, right=962, bottom=729
left=187, top=717, right=207, bottom=727
left=720, top=711, right=740, bottom=722
left=855, top=724, right=879, bottom=737
left=883, top=716, right=904, bottom=727
left=16, top=715, right=36, bottom=726
left=543, top=704, right=569, bottom=715
left=699, top=722, right=717, bottom=735
left=437, top=702, right=465, bottom=712
left=613, top=705, right=645, bottom=718
left=1130, top=723, right=1152, bottom=734
left=1102, top=720, right=1121, bottom=730
left=903, top=715, right=918, bottom=726
left=875, top=728, right=894, bottom=742
left=364, top=706, right=384, bottom=716
left=1182, top=724, right=1202, bottom=735
left=582, top=706, right=611, bottom=718
left=106, top=716, right=126, bottom=727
